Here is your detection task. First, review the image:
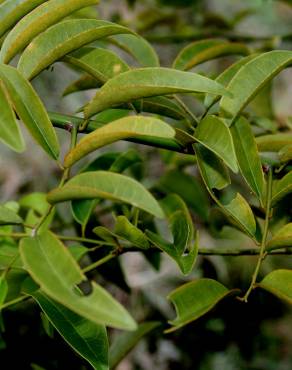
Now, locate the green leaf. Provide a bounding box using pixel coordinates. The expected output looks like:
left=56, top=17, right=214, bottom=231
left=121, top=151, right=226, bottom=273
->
left=0, top=64, right=60, bottom=159
left=109, top=34, right=159, bottom=67
left=63, top=73, right=101, bottom=96
left=231, top=116, right=265, bottom=202
left=17, top=19, right=133, bottom=80
left=0, top=276, right=8, bottom=305
left=195, top=144, right=230, bottom=190
left=64, top=116, right=175, bottom=167
left=47, top=171, right=164, bottom=219
left=279, top=144, right=292, bottom=163
left=173, top=39, right=250, bottom=70
left=0, top=0, right=100, bottom=63
left=84, top=67, right=230, bottom=118
left=195, top=115, right=238, bottom=173
left=109, top=322, right=160, bottom=369
left=114, top=216, right=149, bottom=250
left=0, top=80, right=24, bottom=152
left=272, top=171, right=292, bottom=205
left=0, top=0, right=45, bottom=40
left=109, top=149, right=142, bottom=174
left=258, top=270, right=292, bottom=304
left=267, top=223, right=292, bottom=250
left=0, top=204, right=23, bottom=225
left=166, top=279, right=232, bottom=332
left=256, top=133, right=292, bottom=152
left=0, top=241, right=22, bottom=269
left=32, top=291, right=109, bottom=370
left=220, top=51, right=292, bottom=123
left=158, top=169, right=209, bottom=220
left=64, top=47, right=129, bottom=85
left=20, top=231, right=137, bottom=330
left=204, top=54, right=256, bottom=109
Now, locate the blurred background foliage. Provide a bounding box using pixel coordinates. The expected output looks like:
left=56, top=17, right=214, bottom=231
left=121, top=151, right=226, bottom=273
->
left=1, top=0, right=292, bottom=369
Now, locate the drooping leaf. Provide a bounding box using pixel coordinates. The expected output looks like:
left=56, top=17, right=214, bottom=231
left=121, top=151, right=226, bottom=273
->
left=0, top=204, right=23, bottom=225
left=231, top=116, right=265, bottom=202
left=84, top=68, right=230, bottom=118
left=256, top=133, right=292, bottom=152
left=64, top=47, right=129, bottom=85
left=220, top=51, right=292, bottom=123
left=109, top=322, right=160, bottom=369
left=259, top=270, right=292, bottom=304
left=20, top=231, right=137, bottom=330
left=109, top=34, right=159, bottom=67
left=32, top=291, right=109, bottom=370
left=166, top=279, right=233, bottom=332
left=64, top=116, right=176, bottom=167
left=0, top=0, right=100, bottom=63
left=272, top=171, right=292, bottom=205
left=267, top=223, right=292, bottom=250
left=47, top=171, right=164, bottom=219
left=0, top=80, right=24, bottom=152
left=195, top=144, right=230, bottom=190
left=173, top=39, right=250, bottom=70
left=195, top=115, right=238, bottom=173
left=0, top=0, right=45, bottom=40
left=0, top=64, right=60, bottom=159
left=17, top=19, right=134, bottom=80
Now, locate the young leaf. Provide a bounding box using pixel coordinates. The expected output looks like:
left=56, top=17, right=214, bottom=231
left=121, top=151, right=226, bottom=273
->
left=0, top=64, right=60, bottom=159
left=64, top=116, right=175, bottom=167
left=256, top=133, right=292, bottom=152
left=20, top=231, right=137, bottom=330
left=17, top=20, right=134, bottom=80
left=220, top=51, right=292, bottom=123
left=47, top=171, right=164, bottom=219
left=272, top=171, right=292, bottom=205
left=195, top=115, right=238, bottom=173
left=32, top=291, right=109, bottom=370
left=166, top=279, right=233, bottom=332
left=0, top=0, right=100, bottom=63
left=84, top=68, right=230, bottom=118
left=109, top=34, right=159, bottom=67
left=173, top=39, right=250, bottom=70
left=109, top=322, right=160, bottom=369
left=0, top=0, right=45, bottom=39
left=258, top=270, right=292, bottom=304
left=231, top=116, right=265, bottom=202
left=0, top=80, right=24, bottom=152
left=64, top=47, right=129, bottom=85
left=0, top=204, right=23, bottom=225
left=267, top=223, right=292, bottom=250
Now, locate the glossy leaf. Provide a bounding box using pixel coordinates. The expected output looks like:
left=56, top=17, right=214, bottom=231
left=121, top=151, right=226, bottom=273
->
left=231, top=116, right=265, bottom=202
left=20, top=231, right=137, bottom=330
left=272, top=171, right=292, bottom=205
left=18, top=19, right=134, bottom=80
left=195, top=144, right=230, bottom=190
left=0, top=204, right=23, bottom=225
left=0, top=80, right=24, bottom=152
left=195, top=115, right=238, bottom=173
left=33, top=291, right=109, bottom=370
left=109, top=322, right=160, bottom=369
left=0, top=64, right=60, bottom=159
left=64, top=116, right=175, bottom=167
left=220, top=51, right=292, bottom=123
left=84, top=67, right=230, bottom=118
left=109, top=34, right=159, bottom=67
left=204, top=54, right=256, bottom=109
left=64, top=47, right=129, bottom=84
left=47, top=171, right=164, bottom=219
left=256, top=133, right=292, bottom=152
left=166, top=279, right=232, bottom=332
left=0, top=0, right=45, bottom=40
left=259, top=270, right=292, bottom=304
left=0, top=0, right=100, bottom=63
left=173, top=39, right=250, bottom=70
left=267, top=223, right=292, bottom=250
